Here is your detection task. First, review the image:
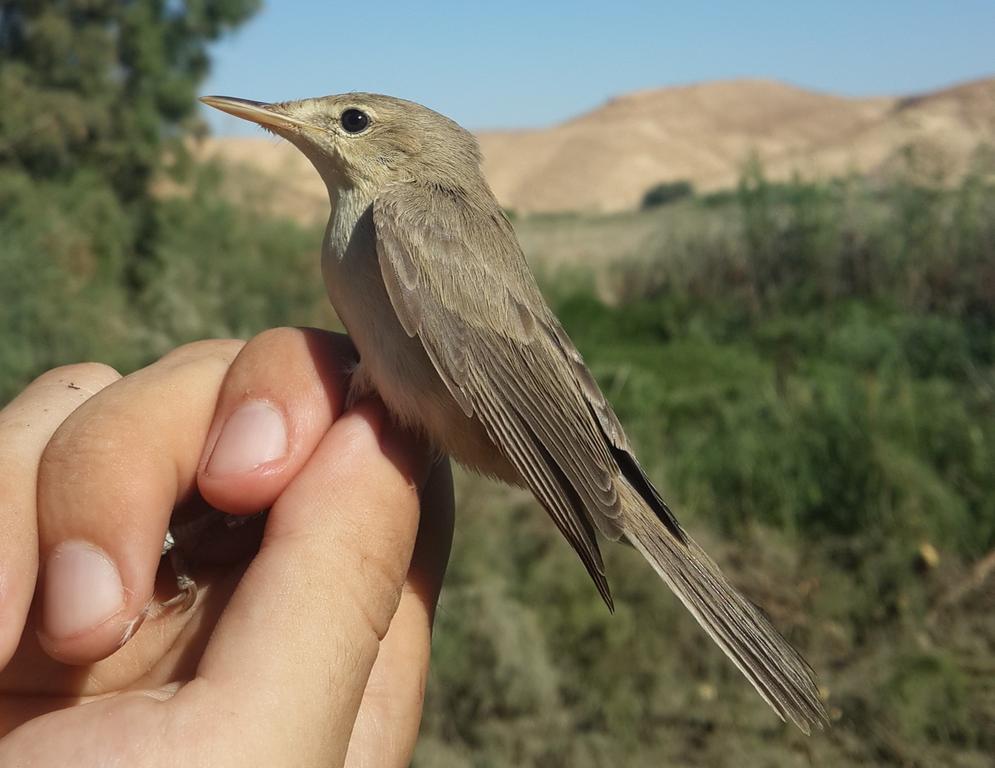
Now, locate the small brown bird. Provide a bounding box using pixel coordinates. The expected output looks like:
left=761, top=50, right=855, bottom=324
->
left=201, top=92, right=829, bottom=733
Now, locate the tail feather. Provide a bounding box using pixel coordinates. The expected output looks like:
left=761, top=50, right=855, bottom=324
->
left=622, top=486, right=829, bottom=734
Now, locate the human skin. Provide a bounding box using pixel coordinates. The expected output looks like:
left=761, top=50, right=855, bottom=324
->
left=0, top=327, right=454, bottom=767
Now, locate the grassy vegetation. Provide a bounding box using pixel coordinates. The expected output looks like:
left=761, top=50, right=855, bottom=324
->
left=2, top=154, right=994, bottom=767
left=416, top=162, right=995, bottom=767
left=0, top=163, right=330, bottom=401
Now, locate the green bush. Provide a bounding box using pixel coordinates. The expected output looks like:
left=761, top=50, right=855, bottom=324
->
left=641, top=179, right=694, bottom=208
left=0, top=169, right=138, bottom=397
left=0, top=165, right=328, bottom=402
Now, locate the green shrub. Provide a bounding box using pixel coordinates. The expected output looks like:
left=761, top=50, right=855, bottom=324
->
left=0, top=164, right=328, bottom=401
left=641, top=179, right=694, bottom=208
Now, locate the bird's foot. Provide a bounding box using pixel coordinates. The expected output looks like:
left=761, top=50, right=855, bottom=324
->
left=159, top=530, right=199, bottom=613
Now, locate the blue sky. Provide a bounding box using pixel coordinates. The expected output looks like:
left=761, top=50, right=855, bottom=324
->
left=203, top=1, right=995, bottom=135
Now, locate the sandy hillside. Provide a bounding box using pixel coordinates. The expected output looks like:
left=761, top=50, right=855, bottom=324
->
left=197, top=77, right=995, bottom=220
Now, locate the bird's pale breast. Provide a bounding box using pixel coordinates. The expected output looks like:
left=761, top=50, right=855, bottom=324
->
left=321, top=195, right=519, bottom=484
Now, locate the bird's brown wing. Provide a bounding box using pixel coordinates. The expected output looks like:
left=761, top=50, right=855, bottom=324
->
left=374, top=182, right=631, bottom=606
left=373, top=181, right=829, bottom=734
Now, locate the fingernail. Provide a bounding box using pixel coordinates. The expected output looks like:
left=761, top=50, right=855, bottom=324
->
left=206, top=401, right=288, bottom=475
left=43, top=541, right=124, bottom=639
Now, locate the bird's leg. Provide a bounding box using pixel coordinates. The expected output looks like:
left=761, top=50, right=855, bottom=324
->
left=158, top=509, right=225, bottom=612
left=158, top=508, right=267, bottom=614
left=159, top=528, right=199, bottom=612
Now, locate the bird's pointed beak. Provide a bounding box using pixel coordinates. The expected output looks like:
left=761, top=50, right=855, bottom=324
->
left=199, top=95, right=311, bottom=131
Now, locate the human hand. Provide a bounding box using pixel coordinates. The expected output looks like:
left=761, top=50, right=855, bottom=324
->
left=0, top=328, right=454, bottom=767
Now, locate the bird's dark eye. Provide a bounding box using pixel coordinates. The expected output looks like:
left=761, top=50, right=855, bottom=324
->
left=340, top=108, right=370, bottom=133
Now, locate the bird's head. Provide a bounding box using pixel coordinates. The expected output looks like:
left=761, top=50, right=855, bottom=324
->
left=200, top=93, right=482, bottom=194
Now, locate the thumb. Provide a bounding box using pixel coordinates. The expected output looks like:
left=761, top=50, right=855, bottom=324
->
left=174, top=399, right=432, bottom=767
left=197, top=327, right=356, bottom=517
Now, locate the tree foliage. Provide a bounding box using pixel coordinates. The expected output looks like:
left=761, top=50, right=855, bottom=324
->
left=0, top=0, right=263, bottom=390
left=0, top=0, right=259, bottom=200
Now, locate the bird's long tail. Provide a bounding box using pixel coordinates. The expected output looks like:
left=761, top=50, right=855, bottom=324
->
left=620, top=484, right=829, bottom=734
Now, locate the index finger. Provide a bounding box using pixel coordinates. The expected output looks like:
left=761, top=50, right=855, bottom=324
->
left=0, top=364, right=121, bottom=669
left=35, top=341, right=245, bottom=664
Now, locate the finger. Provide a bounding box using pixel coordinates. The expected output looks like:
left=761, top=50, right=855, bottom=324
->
left=176, top=401, right=433, bottom=767
left=197, top=327, right=355, bottom=516
left=0, top=364, right=120, bottom=670
left=346, top=458, right=455, bottom=768
left=36, top=341, right=244, bottom=664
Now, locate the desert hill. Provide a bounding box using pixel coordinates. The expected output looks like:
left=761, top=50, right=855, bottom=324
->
left=198, top=77, right=995, bottom=220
